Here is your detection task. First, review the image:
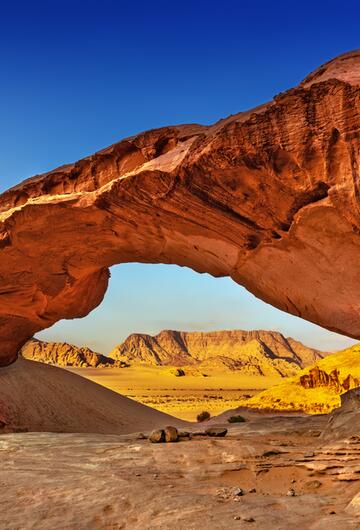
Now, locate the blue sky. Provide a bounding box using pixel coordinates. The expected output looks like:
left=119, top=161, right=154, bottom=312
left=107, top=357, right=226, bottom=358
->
left=1, top=0, right=359, bottom=352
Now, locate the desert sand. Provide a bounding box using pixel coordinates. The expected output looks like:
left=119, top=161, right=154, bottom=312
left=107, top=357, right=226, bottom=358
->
left=0, top=358, right=360, bottom=529
left=67, top=364, right=276, bottom=421
left=2, top=50, right=360, bottom=530
left=1, top=409, right=360, bottom=529
left=240, top=343, right=360, bottom=414
left=21, top=329, right=328, bottom=421
left=1, top=348, right=360, bottom=529
left=0, top=358, right=186, bottom=434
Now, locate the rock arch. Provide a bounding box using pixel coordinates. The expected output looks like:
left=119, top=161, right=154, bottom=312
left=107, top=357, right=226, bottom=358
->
left=1, top=50, right=360, bottom=366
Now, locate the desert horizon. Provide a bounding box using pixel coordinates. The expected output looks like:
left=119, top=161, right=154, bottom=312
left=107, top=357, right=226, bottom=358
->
left=18, top=327, right=360, bottom=421
left=20, top=326, right=344, bottom=421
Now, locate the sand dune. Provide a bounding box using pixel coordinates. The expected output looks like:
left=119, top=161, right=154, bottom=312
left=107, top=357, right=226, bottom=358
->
left=0, top=357, right=186, bottom=434
left=241, top=343, right=360, bottom=414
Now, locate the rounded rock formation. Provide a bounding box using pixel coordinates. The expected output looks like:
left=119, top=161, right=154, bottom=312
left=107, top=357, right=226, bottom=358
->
left=164, top=426, right=179, bottom=443
left=149, top=429, right=165, bottom=443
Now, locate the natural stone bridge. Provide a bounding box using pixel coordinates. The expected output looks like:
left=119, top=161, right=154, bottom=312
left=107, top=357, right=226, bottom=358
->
left=1, top=50, right=360, bottom=366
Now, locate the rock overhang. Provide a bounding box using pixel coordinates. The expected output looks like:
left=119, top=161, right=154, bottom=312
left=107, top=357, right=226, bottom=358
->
left=1, top=50, right=360, bottom=366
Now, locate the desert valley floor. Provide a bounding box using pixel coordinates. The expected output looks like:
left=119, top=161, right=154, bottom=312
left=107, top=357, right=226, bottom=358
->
left=67, top=365, right=273, bottom=420
left=1, top=357, right=360, bottom=529
left=2, top=411, right=360, bottom=529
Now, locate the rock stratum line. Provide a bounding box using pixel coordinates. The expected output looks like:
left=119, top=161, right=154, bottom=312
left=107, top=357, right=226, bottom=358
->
left=1, top=50, right=360, bottom=366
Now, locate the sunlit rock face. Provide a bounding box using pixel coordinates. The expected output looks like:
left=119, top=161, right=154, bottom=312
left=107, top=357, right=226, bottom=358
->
left=20, top=339, right=125, bottom=368
left=1, top=50, right=360, bottom=366
left=109, top=329, right=325, bottom=376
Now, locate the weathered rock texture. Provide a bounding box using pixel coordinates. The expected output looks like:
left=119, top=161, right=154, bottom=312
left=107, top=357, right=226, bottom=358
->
left=21, top=338, right=125, bottom=368
left=241, top=343, right=360, bottom=414
left=299, top=366, right=360, bottom=392
left=2, top=413, right=360, bottom=529
left=1, top=50, right=360, bottom=366
left=109, top=329, right=326, bottom=377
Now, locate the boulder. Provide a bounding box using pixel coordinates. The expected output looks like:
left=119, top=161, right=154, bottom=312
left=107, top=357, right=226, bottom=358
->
left=164, top=426, right=178, bottom=442
left=205, top=427, right=228, bottom=437
left=149, top=429, right=165, bottom=443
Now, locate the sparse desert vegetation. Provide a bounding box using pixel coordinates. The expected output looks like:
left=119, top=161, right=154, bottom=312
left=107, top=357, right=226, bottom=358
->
left=196, top=410, right=211, bottom=422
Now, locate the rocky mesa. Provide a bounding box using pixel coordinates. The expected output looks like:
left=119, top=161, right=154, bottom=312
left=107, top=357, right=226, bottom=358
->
left=20, top=338, right=125, bottom=368
left=109, top=329, right=326, bottom=377
left=1, top=51, right=360, bottom=365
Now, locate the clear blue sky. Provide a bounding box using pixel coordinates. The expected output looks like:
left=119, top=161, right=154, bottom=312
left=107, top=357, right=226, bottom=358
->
left=1, top=0, right=359, bottom=353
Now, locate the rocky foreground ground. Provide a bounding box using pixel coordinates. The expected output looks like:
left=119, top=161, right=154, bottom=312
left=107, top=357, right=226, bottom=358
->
left=1, top=412, right=360, bottom=530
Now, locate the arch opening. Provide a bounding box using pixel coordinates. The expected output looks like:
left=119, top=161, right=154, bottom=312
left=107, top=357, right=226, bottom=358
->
left=2, top=52, right=360, bottom=366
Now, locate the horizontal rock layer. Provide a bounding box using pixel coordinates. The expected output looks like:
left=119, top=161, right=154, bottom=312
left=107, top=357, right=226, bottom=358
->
left=109, top=329, right=325, bottom=377
left=1, top=50, right=360, bottom=365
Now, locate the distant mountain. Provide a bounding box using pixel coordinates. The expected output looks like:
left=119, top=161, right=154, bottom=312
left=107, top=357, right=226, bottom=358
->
left=21, top=339, right=125, bottom=368
left=109, top=329, right=327, bottom=377
left=242, top=343, right=360, bottom=413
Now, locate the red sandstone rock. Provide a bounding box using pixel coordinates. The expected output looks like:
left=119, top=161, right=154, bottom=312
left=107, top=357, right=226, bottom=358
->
left=299, top=366, right=360, bottom=393
left=1, top=51, right=360, bottom=366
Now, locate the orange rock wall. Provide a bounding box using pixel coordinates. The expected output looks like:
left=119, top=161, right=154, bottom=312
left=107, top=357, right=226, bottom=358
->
left=1, top=51, right=360, bottom=366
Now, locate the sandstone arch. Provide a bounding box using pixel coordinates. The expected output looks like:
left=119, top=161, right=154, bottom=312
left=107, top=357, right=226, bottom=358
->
left=1, top=50, right=360, bottom=367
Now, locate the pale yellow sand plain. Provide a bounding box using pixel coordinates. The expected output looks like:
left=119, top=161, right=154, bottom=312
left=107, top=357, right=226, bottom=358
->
left=66, top=365, right=281, bottom=420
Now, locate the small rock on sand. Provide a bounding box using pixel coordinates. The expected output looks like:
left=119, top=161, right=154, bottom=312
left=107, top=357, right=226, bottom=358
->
left=149, top=429, right=165, bottom=443
left=286, top=488, right=296, bottom=497
left=136, top=432, right=147, bottom=440
left=178, top=431, right=190, bottom=438
left=205, top=427, right=228, bottom=437
left=191, top=431, right=207, bottom=437
left=164, top=426, right=178, bottom=443
left=233, top=488, right=244, bottom=497
left=262, top=449, right=282, bottom=457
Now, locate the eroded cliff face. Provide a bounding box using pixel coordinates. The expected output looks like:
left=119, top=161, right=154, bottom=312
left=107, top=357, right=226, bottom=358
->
left=1, top=50, right=360, bottom=366
left=299, top=366, right=360, bottom=393
left=109, top=329, right=325, bottom=377
left=20, top=339, right=125, bottom=368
